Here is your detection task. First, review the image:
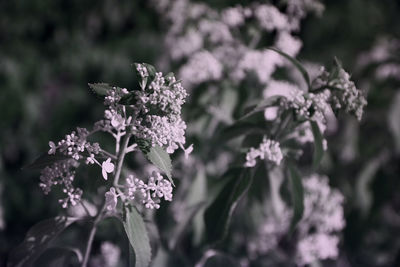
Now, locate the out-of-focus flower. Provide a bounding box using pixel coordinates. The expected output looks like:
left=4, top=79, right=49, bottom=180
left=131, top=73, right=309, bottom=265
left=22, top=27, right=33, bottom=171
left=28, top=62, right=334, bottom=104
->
left=245, top=137, right=283, bottom=167
left=179, top=51, right=223, bottom=88
left=102, top=158, right=114, bottom=180
left=183, top=143, right=194, bottom=159
left=296, top=233, right=339, bottom=265
left=105, top=187, right=118, bottom=211
left=101, top=242, right=121, bottom=267
left=48, top=141, right=57, bottom=155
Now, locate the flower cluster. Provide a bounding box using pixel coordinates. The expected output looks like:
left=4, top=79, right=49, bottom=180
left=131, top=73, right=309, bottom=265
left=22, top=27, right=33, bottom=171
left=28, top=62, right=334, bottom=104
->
left=39, top=160, right=82, bottom=208
left=48, top=128, right=100, bottom=161
left=104, top=171, right=174, bottom=211
left=43, top=126, right=115, bottom=207
left=285, top=88, right=331, bottom=123
left=315, top=65, right=367, bottom=121
left=36, top=63, right=189, bottom=209
left=244, top=137, right=283, bottom=167
left=132, top=64, right=190, bottom=154
left=125, top=171, right=173, bottom=209
left=153, top=0, right=317, bottom=91
left=247, top=174, right=345, bottom=265
left=95, top=86, right=130, bottom=135
left=296, top=174, right=345, bottom=265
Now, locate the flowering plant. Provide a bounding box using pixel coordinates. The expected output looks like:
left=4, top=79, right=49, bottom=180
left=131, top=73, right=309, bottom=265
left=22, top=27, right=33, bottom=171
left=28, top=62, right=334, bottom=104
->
left=8, top=1, right=370, bottom=267
left=10, top=63, right=191, bottom=267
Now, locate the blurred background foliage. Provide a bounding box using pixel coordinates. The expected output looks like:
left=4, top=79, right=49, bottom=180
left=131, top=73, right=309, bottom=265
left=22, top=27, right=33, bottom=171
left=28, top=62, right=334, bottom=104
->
left=0, top=0, right=399, bottom=266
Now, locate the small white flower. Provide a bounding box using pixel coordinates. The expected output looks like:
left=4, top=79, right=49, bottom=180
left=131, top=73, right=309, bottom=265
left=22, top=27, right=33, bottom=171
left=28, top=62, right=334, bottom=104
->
left=102, top=158, right=115, bottom=180
left=105, top=187, right=118, bottom=211
left=48, top=141, right=57, bottom=155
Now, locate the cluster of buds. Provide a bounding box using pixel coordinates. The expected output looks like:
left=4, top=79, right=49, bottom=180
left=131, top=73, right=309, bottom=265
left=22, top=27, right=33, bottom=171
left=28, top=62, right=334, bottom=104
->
left=244, top=137, right=283, bottom=167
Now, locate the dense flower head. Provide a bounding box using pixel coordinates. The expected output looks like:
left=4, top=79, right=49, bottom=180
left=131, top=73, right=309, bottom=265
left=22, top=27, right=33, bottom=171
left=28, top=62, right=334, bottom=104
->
left=315, top=64, right=367, bottom=121
left=244, top=137, right=283, bottom=167
left=132, top=64, right=189, bottom=153
left=125, top=171, right=173, bottom=209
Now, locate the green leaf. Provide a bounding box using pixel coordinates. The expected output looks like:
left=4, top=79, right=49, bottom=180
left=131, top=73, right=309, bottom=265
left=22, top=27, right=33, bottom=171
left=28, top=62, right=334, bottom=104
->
left=220, top=122, right=265, bottom=142
left=88, top=83, right=113, bottom=97
left=118, top=92, right=137, bottom=105
left=143, top=63, right=156, bottom=80
left=310, top=121, right=324, bottom=168
left=239, top=96, right=282, bottom=121
left=23, top=152, right=70, bottom=170
left=7, top=216, right=79, bottom=267
left=287, top=162, right=304, bottom=232
left=123, top=206, right=152, bottom=267
left=169, top=202, right=206, bottom=249
left=164, top=72, right=175, bottom=83
left=204, top=168, right=253, bottom=244
left=145, top=145, right=173, bottom=185
left=35, top=247, right=83, bottom=267
left=266, top=47, right=311, bottom=90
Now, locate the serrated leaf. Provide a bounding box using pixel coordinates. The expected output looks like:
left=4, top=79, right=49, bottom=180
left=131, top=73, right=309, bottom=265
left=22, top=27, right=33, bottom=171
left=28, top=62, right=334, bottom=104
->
left=7, top=216, right=79, bottom=267
left=204, top=168, right=253, bottom=244
left=310, top=121, right=324, bottom=168
left=287, top=162, right=304, bottom=232
left=143, top=63, right=156, bottom=81
left=23, top=152, right=70, bottom=170
left=88, top=83, right=113, bottom=97
left=266, top=47, right=311, bottom=90
left=123, top=206, right=152, bottom=267
left=145, top=146, right=173, bottom=185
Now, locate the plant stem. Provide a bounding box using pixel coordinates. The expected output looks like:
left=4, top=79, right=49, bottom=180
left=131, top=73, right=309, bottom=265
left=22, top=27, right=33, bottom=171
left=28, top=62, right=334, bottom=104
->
left=80, top=133, right=131, bottom=267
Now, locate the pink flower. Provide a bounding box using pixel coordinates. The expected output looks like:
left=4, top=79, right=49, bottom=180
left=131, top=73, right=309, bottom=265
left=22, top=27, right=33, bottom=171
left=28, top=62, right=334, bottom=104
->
left=101, top=158, right=115, bottom=180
